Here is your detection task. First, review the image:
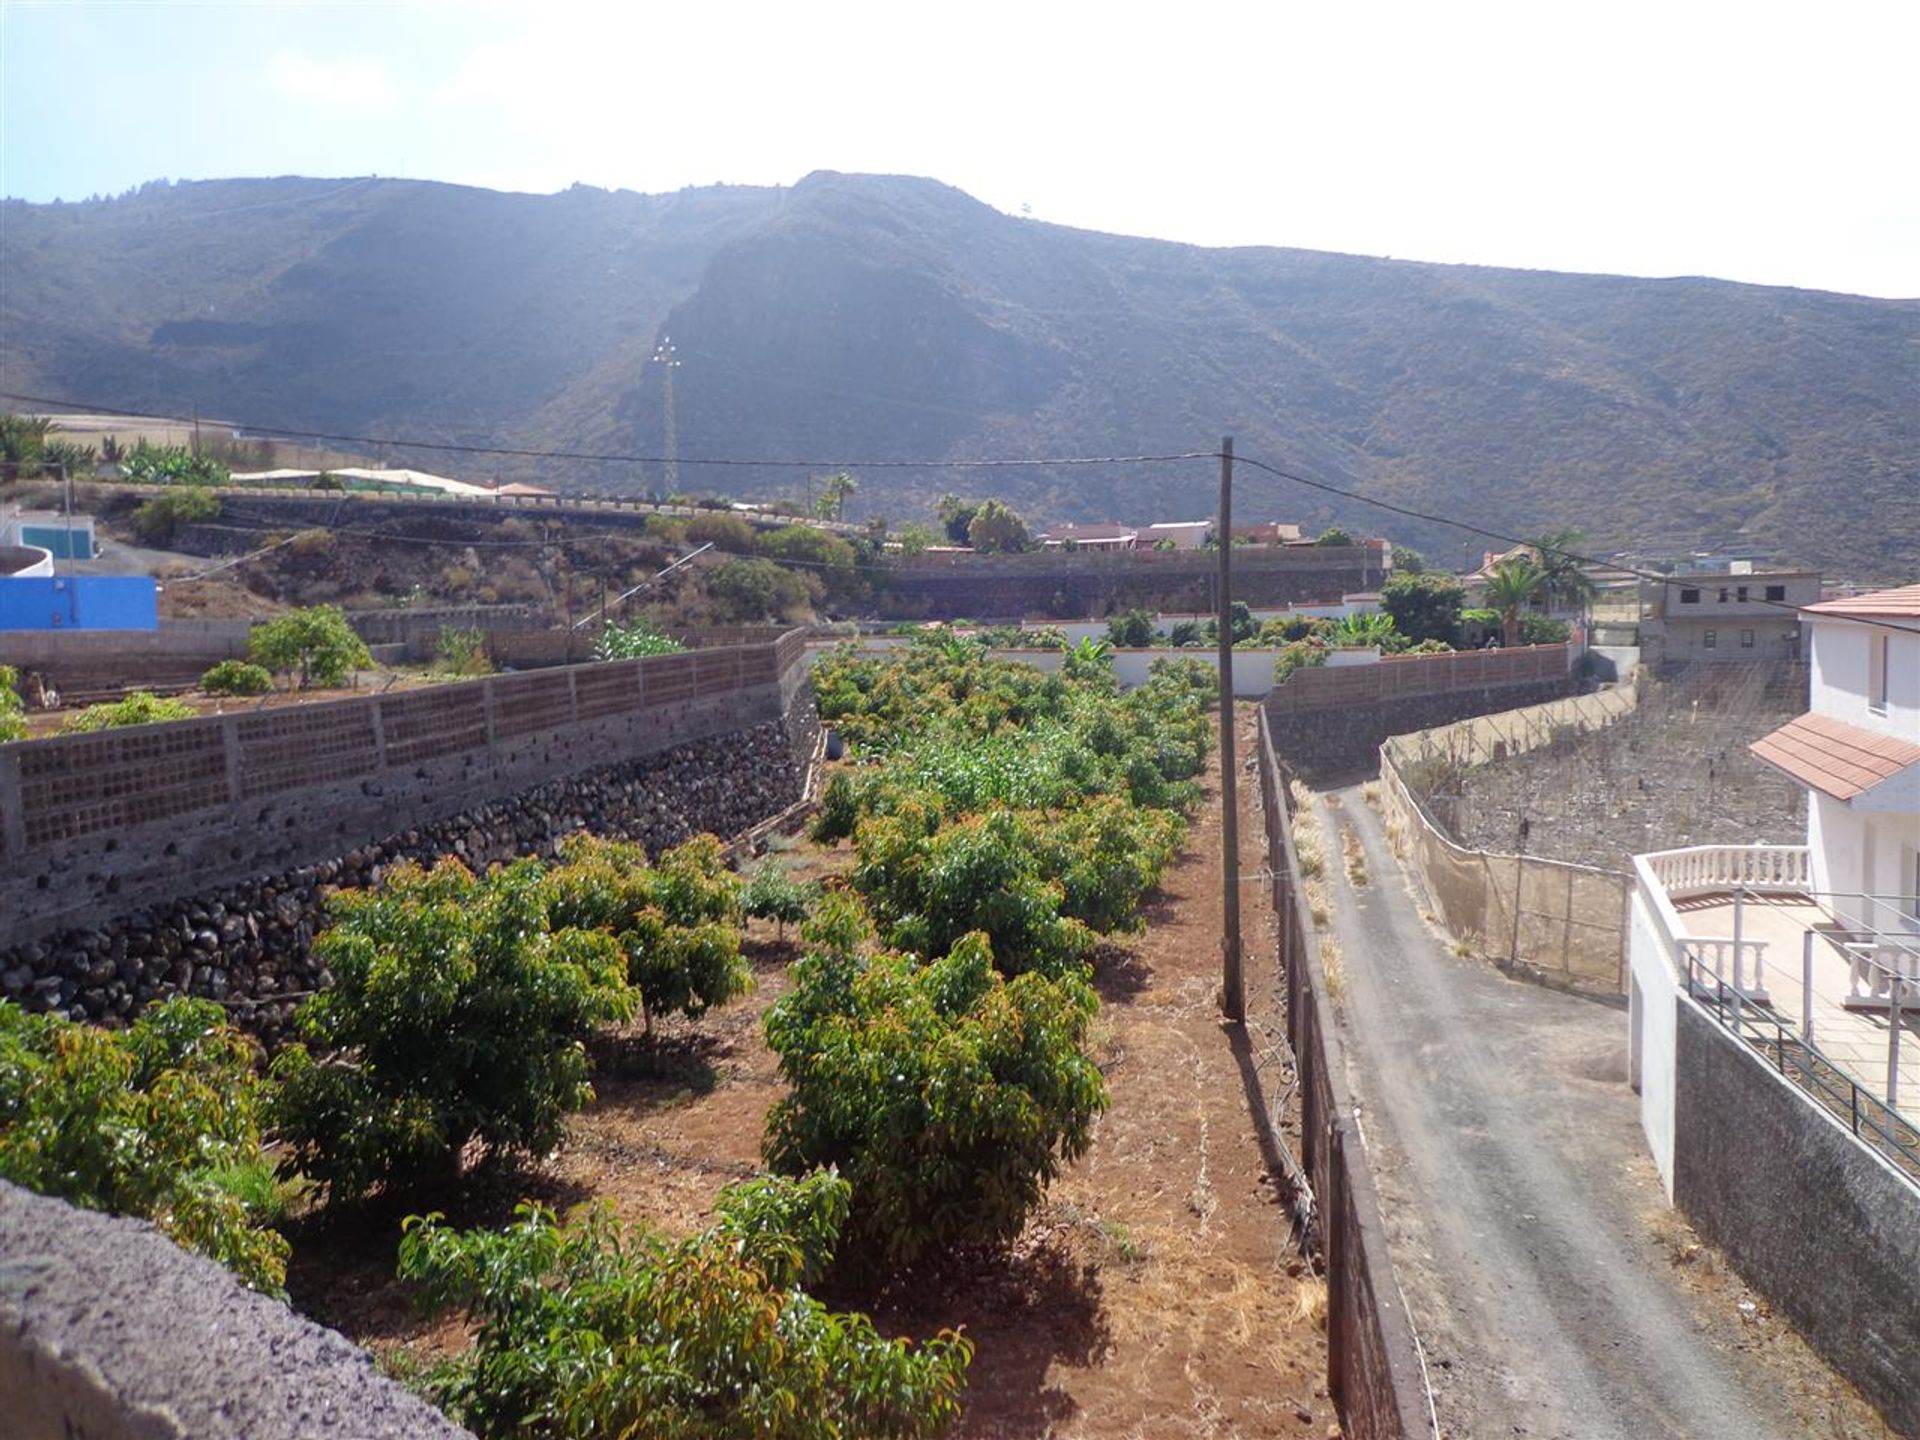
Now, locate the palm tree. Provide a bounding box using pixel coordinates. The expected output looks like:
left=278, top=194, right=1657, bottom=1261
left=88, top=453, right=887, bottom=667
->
left=1527, top=527, right=1596, bottom=622
left=1484, top=557, right=1545, bottom=647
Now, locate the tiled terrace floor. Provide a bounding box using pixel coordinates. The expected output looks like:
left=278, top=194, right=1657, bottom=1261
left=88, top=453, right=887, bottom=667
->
left=1672, top=891, right=1917, bottom=1113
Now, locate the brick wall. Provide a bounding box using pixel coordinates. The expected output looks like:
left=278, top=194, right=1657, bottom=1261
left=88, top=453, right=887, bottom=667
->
left=1267, top=643, right=1571, bottom=714
left=0, top=632, right=808, bottom=948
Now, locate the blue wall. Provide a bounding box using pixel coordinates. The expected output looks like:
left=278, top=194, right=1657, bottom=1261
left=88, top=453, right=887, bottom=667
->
left=0, top=576, right=159, bottom=631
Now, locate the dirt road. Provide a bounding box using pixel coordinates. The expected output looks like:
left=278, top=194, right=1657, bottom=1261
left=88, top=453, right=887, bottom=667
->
left=1314, top=781, right=1875, bottom=1440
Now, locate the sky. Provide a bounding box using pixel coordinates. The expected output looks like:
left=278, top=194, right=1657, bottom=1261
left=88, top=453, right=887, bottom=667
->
left=2, top=0, right=1916, bottom=299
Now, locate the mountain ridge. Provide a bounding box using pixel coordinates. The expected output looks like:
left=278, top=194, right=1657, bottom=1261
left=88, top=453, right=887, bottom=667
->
left=3, top=172, right=1915, bottom=574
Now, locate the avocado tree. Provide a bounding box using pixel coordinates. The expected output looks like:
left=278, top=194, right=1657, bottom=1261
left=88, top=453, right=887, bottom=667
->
left=247, top=604, right=372, bottom=688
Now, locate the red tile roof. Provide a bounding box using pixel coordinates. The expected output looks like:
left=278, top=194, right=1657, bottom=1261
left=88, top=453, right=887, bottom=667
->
left=1806, top=583, right=1920, bottom=618
left=1751, top=712, right=1920, bottom=802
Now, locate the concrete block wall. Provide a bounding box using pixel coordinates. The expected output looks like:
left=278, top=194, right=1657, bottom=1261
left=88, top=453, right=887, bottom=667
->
left=0, top=633, right=807, bottom=950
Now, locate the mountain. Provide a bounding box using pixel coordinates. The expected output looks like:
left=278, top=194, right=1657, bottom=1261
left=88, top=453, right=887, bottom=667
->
left=4, top=172, right=1916, bottom=575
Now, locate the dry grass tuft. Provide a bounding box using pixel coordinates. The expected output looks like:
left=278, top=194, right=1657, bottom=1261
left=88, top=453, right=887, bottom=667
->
left=1320, top=936, right=1347, bottom=1002
left=1361, top=782, right=1381, bottom=808
left=1341, top=827, right=1368, bottom=887
left=1304, top=876, right=1332, bottom=930
left=1289, top=1274, right=1329, bottom=1329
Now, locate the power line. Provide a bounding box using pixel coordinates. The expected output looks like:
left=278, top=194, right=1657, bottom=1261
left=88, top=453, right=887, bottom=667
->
left=0, top=390, right=1214, bottom=473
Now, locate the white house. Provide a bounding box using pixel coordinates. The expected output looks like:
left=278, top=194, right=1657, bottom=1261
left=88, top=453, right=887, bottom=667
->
left=1143, top=520, right=1210, bottom=550
left=1753, top=585, right=1920, bottom=935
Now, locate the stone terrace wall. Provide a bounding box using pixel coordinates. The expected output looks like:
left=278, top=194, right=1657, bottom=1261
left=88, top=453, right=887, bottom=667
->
left=1, top=1180, right=473, bottom=1440
left=1264, top=644, right=1577, bottom=779
left=0, top=705, right=814, bottom=1042
left=879, top=546, right=1386, bottom=620
left=0, top=630, right=809, bottom=950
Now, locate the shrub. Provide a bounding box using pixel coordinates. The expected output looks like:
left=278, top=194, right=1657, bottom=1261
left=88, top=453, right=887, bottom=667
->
left=851, top=806, right=1094, bottom=978
left=0, top=998, right=289, bottom=1294
left=0, top=663, right=26, bottom=742
left=1105, top=608, right=1155, bottom=648
left=200, top=659, right=273, bottom=696
left=757, top=525, right=867, bottom=600
left=1273, top=638, right=1331, bottom=683
left=1313, top=526, right=1354, bottom=547
left=269, top=858, right=636, bottom=1204
left=1519, top=613, right=1572, bottom=645
left=683, top=510, right=757, bottom=552
left=248, top=604, right=372, bottom=688
left=765, top=898, right=1107, bottom=1266
left=63, top=690, right=196, bottom=731
left=433, top=625, right=493, bottom=677
left=130, top=485, right=220, bottom=543
left=538, top=834, right=750, bottom=1028
left=741, top=858, right=818, bottom=940
left=593, top=617, right=684, bottom=659
left=709, top=556, right=817, bottom=622
left=397, top=1169, right=972, bottom=1440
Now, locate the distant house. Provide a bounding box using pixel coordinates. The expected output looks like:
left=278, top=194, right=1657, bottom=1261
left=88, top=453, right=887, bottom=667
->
left=492, top=482, right=557, bottom=499
left=1228, top=521, right=1305, bottom=545
left=1038, top=521, right=1138, bottom=551
left=1143, top=521, right=1210, bottom=551
left=1639, top=569, right=1820, bottom=664
left=231, top=466, right=497, bottom=498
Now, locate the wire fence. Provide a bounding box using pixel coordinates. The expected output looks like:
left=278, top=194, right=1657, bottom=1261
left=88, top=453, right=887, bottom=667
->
left=1378, top=686, right=1641, bottom=997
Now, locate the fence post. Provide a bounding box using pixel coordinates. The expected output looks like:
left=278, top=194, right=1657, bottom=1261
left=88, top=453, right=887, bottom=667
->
left=1801, top=930, right=1816, bottom=1044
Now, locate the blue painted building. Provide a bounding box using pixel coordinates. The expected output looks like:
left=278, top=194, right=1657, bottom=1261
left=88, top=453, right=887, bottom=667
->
left=0, top=575, right=159, bottom=631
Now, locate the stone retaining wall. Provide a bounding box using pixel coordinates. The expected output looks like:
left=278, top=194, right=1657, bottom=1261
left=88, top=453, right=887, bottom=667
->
left=0, top=701, right=815, bottom=1042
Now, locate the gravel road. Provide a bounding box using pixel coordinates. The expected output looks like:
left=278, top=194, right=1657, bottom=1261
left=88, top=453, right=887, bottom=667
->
left=1315, top=782, right=1805, bottom=1440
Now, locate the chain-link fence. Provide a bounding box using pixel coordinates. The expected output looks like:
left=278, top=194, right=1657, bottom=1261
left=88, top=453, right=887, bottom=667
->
left=1379, top=687, right=1639, bottom=997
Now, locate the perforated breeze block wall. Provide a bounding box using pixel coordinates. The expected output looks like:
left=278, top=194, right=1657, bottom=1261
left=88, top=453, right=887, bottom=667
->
left=0, top=634, right=807, bottom=950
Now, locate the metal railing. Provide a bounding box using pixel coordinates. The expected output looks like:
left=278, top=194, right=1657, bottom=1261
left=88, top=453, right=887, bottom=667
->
left=1684, top=957, right=1920, bottom=1185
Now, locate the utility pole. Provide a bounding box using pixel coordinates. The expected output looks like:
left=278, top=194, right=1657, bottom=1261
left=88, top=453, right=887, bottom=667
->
left=1217, top=435, right=1244, bottom=1023
left=652, top=336, right=681, bottom=495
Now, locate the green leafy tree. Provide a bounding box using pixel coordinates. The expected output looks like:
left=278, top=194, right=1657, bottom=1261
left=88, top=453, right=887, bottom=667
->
left=130, top=485, right=221, bottom=543
left=1151, top=536, right=1177, bottom=552
left=1257, top=614, right=1334, bottom=646
left=538, top=834, right=750, bottom=1029
left=742, top=858, right=818, bottom=941
left=1273, top=637, right=1331, bottom=683
left=40, top=438, right=95, bottom=477
left=1390, top=544, right=1425, bottom=573
left=396, top=1170, right=972, bottom=1440
left=934, top=494, right=983, bottom=546
left=894, top=522, right=936, bottom=557
left=124, top=440, right=228, bottom=487
left=0, top=413, right=53, bottom=477
left=1483, top=556, right=1545, bottom=646
left=1062, top=636, right=1116, bottom=685
left=764, top=897, right=1107, bottom=1266
left=269, top=858, right=637, bottom=1204
left=0, top=664, right=27, bottom=742
left=1518, top=613, right=1572, bottom=645
left=1166, top=619, right=1204, bottom=647
left=1380, top=570, right=1467, bottom=645
left=965, top=499, right=1031, bottom=553
left=684, top=511, right=757, bottom=552
left=200, top=659, right=274, bottom=696
left=0, top=998, right=289, bottom=1294
left=1313, top=526, right=1355, bottom=547
left=247, top=605, right=372, bottom=688
left=63, top=691, right=197, bottom=732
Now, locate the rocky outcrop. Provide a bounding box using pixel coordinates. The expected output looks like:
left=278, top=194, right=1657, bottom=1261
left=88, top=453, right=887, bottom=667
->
left=0, top=700, right=816, bottom=1042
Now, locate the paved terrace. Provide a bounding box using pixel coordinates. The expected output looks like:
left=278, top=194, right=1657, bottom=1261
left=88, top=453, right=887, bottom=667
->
left=1639, top=845, right=1919, bottom=1178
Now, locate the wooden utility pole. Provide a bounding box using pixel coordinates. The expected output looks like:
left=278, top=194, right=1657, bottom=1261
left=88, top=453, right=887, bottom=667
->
left=1217, top=435, right=1244, bottom=1022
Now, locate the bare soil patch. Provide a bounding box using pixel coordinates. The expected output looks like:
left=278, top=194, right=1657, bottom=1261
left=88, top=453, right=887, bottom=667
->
left=284, top=704, right=1328, bottom=1435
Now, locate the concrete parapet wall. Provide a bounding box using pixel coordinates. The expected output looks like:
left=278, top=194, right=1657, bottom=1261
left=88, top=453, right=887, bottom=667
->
left=879, top=546, right=1385, bottom=620
left=0, top=634, right=805, bottom=949
left=1268, top=642, right=1572, bottom=715
left=0, top=1180, right=473, bottom=1440
left=1671, top=1003, right=1920, bottom=1434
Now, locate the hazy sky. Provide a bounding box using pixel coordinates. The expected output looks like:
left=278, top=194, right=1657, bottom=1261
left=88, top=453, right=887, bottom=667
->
left=3, top=0, right=1915, bottom=298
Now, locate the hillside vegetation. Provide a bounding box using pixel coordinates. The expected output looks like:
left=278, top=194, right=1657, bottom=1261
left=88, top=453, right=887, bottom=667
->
left=4, top=172, right=1915, bottom=575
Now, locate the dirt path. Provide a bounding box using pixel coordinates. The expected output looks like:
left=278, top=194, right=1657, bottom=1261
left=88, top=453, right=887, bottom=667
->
left=290, top=707, right=1328, bottom=1436
left=1313, top=781, right=1889, bottom=1440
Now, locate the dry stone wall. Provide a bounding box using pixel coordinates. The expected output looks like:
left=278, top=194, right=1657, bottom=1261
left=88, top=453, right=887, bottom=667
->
left=0, top=632, right=814, bottom=1040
